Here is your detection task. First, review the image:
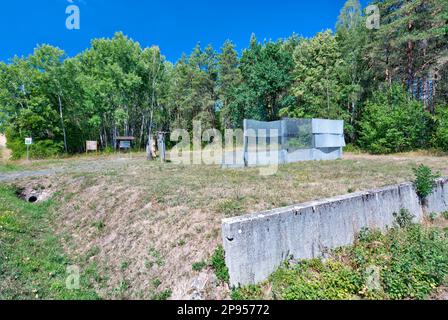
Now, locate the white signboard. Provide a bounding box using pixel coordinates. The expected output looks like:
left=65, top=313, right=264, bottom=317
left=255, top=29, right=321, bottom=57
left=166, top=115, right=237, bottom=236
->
left=86, top=141, right=98, bottom=151
left=25, top=137, right=33, bottom=145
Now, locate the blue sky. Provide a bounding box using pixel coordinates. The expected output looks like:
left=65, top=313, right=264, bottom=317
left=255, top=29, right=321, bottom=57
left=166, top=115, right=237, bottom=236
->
left=0, top=0, right=369, bottom=63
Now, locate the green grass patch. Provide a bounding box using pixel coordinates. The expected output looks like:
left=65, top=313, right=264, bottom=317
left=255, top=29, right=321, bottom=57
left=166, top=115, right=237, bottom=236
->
left=151, top=289, right=172, bottom=300
left=0, top=163, right=24, bottom=173
left=0, top=186, right=99, bottom=299
left=216, top=199, right=245, bottom=217
left=211, top=246, right=229, bottom=283
left=233, top=223, right=448, bottom=300
left=192, top=261, right=207, bottom=272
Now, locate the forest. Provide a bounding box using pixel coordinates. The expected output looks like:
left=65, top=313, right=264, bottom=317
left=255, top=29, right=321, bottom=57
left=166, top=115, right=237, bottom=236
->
left=0, top=0, right=447, bottom=159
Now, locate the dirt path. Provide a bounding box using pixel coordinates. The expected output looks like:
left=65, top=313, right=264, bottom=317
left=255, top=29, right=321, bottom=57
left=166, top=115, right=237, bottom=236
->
left=0, top=156, right=143, bottom=182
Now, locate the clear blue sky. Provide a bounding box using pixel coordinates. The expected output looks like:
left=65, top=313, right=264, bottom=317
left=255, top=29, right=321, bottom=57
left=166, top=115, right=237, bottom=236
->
left=0, top=0, right=370, bottom=63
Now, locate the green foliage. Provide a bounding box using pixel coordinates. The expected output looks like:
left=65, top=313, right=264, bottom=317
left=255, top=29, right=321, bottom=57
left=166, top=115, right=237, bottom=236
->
left=230, top=285, right=264, bottom=300
left=151, top=289, right=172, bottom=300
left=413, top=164, right=440, bottom=199
left=211, top=246, right=229, bottom=283
left=216, top=199, right=244, bottom=216
left=432, top=107, right=448, bottom=151
left=359, top=84, right=434, bottom=154
left=192, top=261, right=207, bottom=272
left=227, top=35, right=295, bottom=125
left=0, top=163, right=24, bottom=173
left=234, top=224, right=448, bottom=300
left=343, top=143, right=362, bottom=154
left=284, top=31, right=349, bottom=123
left=0, top=186, right=99, bottom=299
left=0, top=0, right=447, bottom=157
left=393, top=209, right=415, bottom=229
left=270, top=259, right=363, bottom=300
left=429, top=212, right=438, bottom=222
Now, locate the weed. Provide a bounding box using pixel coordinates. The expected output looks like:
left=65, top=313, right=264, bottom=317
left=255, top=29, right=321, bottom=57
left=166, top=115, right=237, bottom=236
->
left=113, top=280, right=129, bottom=297
left=120, top=261, right=130, bottom=270
left=192, top=261, right=207, bottom=272
left=211, top=246, right=229, bottom=283
left=147, top=247, right=164, bottom=267
left=233, top=224, right=448, bottom=300
left=85, top=246, right=100, bottom=261
left=152, top=278, right=162, bottom=288
left=91, top=220, right=105, bottom=231
left=216, top=199, right=245, bottom=217
left=413, top=164, right=440, bottom=199
left=151, top=289, right=172, bottom=300
left=393, top=209, right=415, bottom=229
left=429, top=212, right=438, bottom=222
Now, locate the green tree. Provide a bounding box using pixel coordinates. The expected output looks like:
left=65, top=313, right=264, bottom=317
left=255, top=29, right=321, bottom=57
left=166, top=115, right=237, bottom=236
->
left=286, top=31, right=347, bottom=121
left=359, top=84, right=434, bottom=154
left=238, top=34, right=295, bottom=122
left=366, top=0, right=447, bottom=112
left=336, top=0, right=371, bottom=140
left=218, top=40, right=242, bottom=129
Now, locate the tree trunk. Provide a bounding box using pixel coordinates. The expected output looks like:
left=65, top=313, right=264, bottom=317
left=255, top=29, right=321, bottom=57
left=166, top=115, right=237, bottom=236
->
left=57, top=94, right=68, bottom=153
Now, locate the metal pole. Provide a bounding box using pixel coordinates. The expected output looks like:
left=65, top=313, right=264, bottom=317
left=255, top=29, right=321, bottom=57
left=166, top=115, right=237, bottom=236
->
left=26, top=145, right=29, bottom=161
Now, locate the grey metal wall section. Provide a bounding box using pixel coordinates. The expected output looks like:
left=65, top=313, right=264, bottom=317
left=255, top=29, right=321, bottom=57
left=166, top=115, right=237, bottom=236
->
left=242, top=118, right=345, bottom=166
left=222, top=178, right=448, bottom=287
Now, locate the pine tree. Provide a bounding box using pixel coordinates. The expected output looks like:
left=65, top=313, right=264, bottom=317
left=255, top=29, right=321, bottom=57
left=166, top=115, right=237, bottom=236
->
left=366, top=0, right=447, bottom=111
left=218, top=40, right=242, bottom=129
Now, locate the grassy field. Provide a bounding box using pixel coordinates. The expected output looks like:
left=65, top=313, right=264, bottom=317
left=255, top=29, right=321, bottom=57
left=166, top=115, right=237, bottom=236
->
left=1, top=150, right=448, bottom=299
left=0, top=186, right=99, bottom=299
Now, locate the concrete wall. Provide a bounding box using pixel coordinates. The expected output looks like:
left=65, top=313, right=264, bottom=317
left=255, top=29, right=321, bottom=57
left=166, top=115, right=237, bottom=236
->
left=222, top=178, right=448, bottom=287
left=241, top=118, right=345, bottom=167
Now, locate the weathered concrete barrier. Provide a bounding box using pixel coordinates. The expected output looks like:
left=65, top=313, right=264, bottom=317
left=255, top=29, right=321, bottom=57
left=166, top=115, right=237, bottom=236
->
left=222, top=178, right=448, bottom=287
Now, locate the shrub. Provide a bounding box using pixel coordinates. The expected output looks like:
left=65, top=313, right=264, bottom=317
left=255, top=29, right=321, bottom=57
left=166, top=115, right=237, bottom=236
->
left=230, top=285, right=264, bottom=300
left=211, top=246, right=229, bottom=283
left=393, top=209, right=415, bottom=229
left=6, top=134, right=63, bottom=160
left=233, top=225, right=448, bottom=300
left=358, top=84, right=433, bottom=154
left=413, top=164, right=440, bottom=199
left=432, top=106, right=448, bottom=151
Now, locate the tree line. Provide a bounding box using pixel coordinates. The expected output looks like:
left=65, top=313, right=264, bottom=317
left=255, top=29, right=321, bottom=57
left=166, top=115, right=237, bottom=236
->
left=0, top=0, right=447, bottom=158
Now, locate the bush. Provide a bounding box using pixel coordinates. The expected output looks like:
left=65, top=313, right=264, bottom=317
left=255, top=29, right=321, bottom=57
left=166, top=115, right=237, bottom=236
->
left=233, top=224, right=448, bottom=300
left=6, top=131, right=63, bottom=160
left=432, top=106, right=448, bottom=151
left=393, top=208, right=415, bottom=229
left=358, top=84, right=434, bottom=154
left=211, top=246, right=229, bottom=283
left=413, top=164, right=440, bottom=199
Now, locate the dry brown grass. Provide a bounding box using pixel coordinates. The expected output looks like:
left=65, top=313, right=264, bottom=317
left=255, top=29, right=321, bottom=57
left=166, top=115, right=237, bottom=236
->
left=6, top=151, right=448, bottom=299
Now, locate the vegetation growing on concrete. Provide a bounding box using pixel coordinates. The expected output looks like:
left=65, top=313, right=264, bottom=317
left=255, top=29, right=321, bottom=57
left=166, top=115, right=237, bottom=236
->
left=232, top=214, right=448, bottom=300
